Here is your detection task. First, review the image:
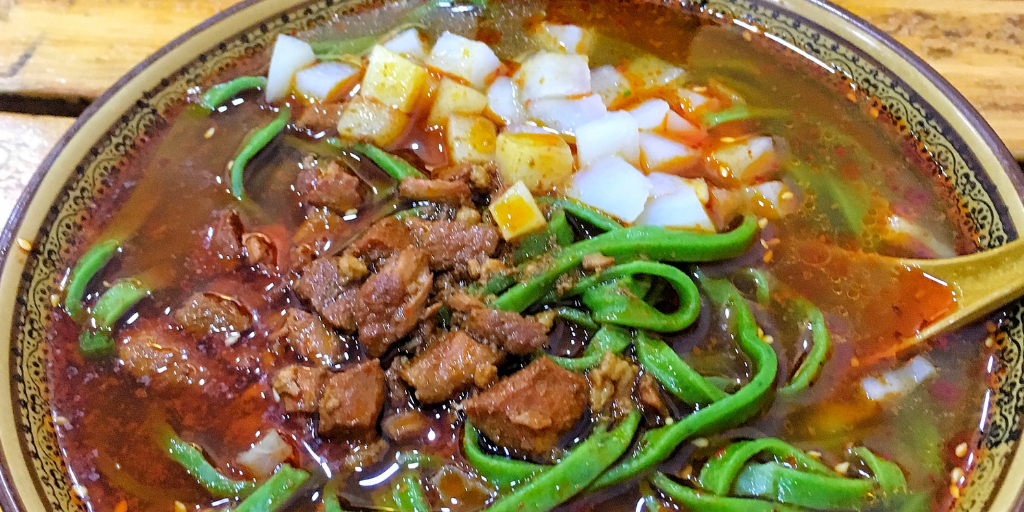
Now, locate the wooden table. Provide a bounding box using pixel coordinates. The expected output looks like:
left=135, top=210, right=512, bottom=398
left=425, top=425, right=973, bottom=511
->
left=1, top=0, right=1023, bottom=224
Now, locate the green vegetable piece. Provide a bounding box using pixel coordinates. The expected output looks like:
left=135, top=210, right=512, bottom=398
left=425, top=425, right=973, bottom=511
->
left=555, top=307, right=598, bottom=330
left=91, top=277, right=150, bottom=329
left=701, top=104, right=789, bottom=129
left=393, top=206, right=426, bottom=221
left=322, top=480, right=351, bottom=512
left=592, top=275, right=777, bottom=488
left=78, top=331, right=116, bottom=360
left=635, top=331, right=726, bottom=405
left=536, top=197, right=623, bottom=232
left=514, top=209, right=574, bottom=263
left=571, top=261, right=701, bottom=333
left=780, top=299, right=831, bottom=395
left=486, top=411, right=641, bottom=512
left=732, top=267, right=772, bottom=305
left=786, top=161, right=868, bottom=235
left=65, top=239, right=120, bottom=320
left=493, top=216, right=759, bottom=313
left=392, top=471, right=430, bottom=512
left=547, top=324, right=632, bottom=371
left=200, top=76, right=267, bottom=110
left=231, top=107, right=290, bottom=200
left=154, top=424, right=257, bottom=499
left=733, top=462, right=876, bottom=510
left=463, top=420, right=546, bottom=487
left=354, top=143, right=426, bottom=180
left=310, top=35, right=380, bottom=60
left=852, top=447, right=907, bottom=496
left=480, top=273, right=518, bottom=297
left=652, top=473, right=804, bottom=512
left=234, top=465, right=310, bottom=512
left=697, top=438, right=833, bottom=496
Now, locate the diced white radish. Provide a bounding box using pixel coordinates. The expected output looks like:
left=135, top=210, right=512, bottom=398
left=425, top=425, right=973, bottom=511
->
left=626, top=55, right=685, bottom=89
left=266, top=35, right=317, bottom=102
left=628, top=99, right=671, bottom=130
left=429, top=77, right=488, bottom=125
left=237, top=430, right=292, bottom=479
left=495, top=132, right=575, bottom=193
left=575, top=111, right=640, bottom=168
left=294, top=62, right=358, bottom=102
left=516, top=51, right=591, bottom=101
left=446, top=115, right=497, bottom=164
left=568, top=157, right=651, bottom=223
left=361, top=45, right=428, bottom=113
left=382, top=28, right=428, bottom=60
left=636, top=187, right=715, bottom=232
left=885, top=215, right=957, bottom=258
left=861, top=356, right=936, bottom=402
left=535, top=22, right=592, bottom=54
left=486, top=76, right=526, bottom=125
left=710, top=136, right=777, bottom=183
left=503, top=124, right=553, bottom=135
left=428, top=32, right=502, bottom=88
left=591, top=65, right=628, bottom=106
left=489, top=181, right=548, bottom=240
left=708, top=186, right=743, bottom=231
left=648, top=172, right=709, bottom=204
left=665, top=111, right=701, bottom=138
left=639, top=132, right=699, bottom=173
left=526, top=94, right=607, bottom=136
left=678, top=88, right=712, bottom=112
left=744, top=181, right=797, bottom=218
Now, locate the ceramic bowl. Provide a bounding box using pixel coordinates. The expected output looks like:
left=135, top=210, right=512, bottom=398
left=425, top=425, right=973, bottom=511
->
left=2, top=0, right=1024, bottom=510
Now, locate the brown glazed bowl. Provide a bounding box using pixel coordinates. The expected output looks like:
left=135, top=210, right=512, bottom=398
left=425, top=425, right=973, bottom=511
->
left=2, top=0, right=1024, bottom=511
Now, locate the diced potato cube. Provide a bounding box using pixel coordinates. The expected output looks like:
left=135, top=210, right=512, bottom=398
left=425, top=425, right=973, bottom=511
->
left=591, top=65, right=628, bottom=107
left=526, top=95, right=607, bottom=136
left=486, top=76, right=526, bottom=126
left=382, top=28, right=428, bottom=61
left=447, top=115, right=497, bottom=164
left=516, top=51, right=591, bottom=101
left=625, top=55, right=686, bottom=89
left=495, top=132, right=575, bottom=193
left=639, top=132, right=699, bottom=173
left=336, top=95, right=409, bottom=146
left=429, top=78, right=489, bottom=125
left=428, top=32, right=502, bottom=88
left=710, top=136, right=777, bottom=184
left=361, top=45, right=428, bottom=113
left=534, top=22, right=593, bottom=54
left=575, top=111, right=640, bottom=168
left=489, top=181, right=548, bottom=240
left=568, top=157, right=651, bottom=223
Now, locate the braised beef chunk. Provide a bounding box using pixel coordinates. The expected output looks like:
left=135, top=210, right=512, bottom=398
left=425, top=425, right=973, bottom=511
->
left=242, top=232, right=277, bottom=270
left=296, top=102, right=345, bottom=133
left=119, top=323, right=208, bottom=391
left=637, top=372, right=670, bottom=419
left=292, top=207, right=351, bottom=269
left=406, top=218, right=500, bottom=271
left=432, top=162, right=494, bottom=192
left=280, top=308, right=342, bottom=366
left=399, top=178, right=472, bottom=205
left=294, top=256, right=367, bottom=331
left=464, top=307, right=548, bottom=355
left=205, top=210, right=245, bottom=269
left=272, top=365, right=326, bottom=414
left=463, top=358, right=588, bottom=457
left=589, top=352, right=639, bottom=418
left=346, top=216, right=414, bottom=263
left=398, top=331, right=502, bottom=404
left=354, top=248, right=433, bottom=357
left=296, top=160, right=363, bottom=213
left=173, top=292, right=252, bottom=338
left=319, top=360, right=386, bottom=438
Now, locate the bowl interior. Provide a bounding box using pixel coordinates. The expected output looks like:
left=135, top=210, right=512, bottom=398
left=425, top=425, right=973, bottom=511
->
left=2, top=0, right=1024, bottom=511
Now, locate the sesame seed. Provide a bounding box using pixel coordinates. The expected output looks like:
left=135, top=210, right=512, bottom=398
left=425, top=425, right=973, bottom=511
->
left=950, top=484, right=961, bottom=499
left=692, top=437, right=709, bottom=448
left=721, top=136, right=736, bottom=143
left=834, top=462, right=850, bottom=475
left=758, top=218, right=769, bottom=228
left=742, top=31, right=753, bottom=42
left=204, top=127, right=216, bottom=139
left=16, top=238, right=31, bottom=252
left=955, top=442, right=968, bottom=458
left=780, top=191, right=794, bottom=200
left=54, top=415, right=69, bottom=427
left=50, top=294, right=61, bottom=308
left=950, top=467, right=964, bottom=485
left=73, top=484, right=89, bottom=499
left=175, top=501, right=188, bottom=512
left=985, top=336, right=994, bottom=348
left=762, top=250, right=774, bottom=263
left=760, top=239, right=770, bottom=249
left=851, top=357, right=860, bottom=368
left=807, top=450, right=822, bottom=459
left=763, top=335, right=775, bottom=344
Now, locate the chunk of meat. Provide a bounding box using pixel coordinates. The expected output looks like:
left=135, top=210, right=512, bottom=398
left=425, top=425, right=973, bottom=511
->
left=242, top=232, right=277, bottom=270
left=399, top=178, right=472, bottom=205
left=447, top=292, right=485, bottom=312
left=463, top=358, right=588, bottom=457
left=119, top=324, right=208, bottom=391
left=398, top=331, right=503, bottom=403
left=464, top=307, right=548, bottom=355
left=637, top=372, right=670, bottom=420
left=319, top=360, right=386, bottom=438
left=381, top=410, right=431, bottom=443
left=406, top=218, right=500, bottom=271
left=295, top=256, right=365, bottom=331
left=296, top=160, right=364, bottom=213
left=280, top=308, right=342, bottom=366
left=588, top=351, right=639, bottom=418
left=432, top=162, right=495, bottom=192
left=204, top=210, right=245, bottom=270
left=272, top=365, right=326, bottom=414
left=296, top=102, right=345, bottom=133
left=173, top=292, right=252, bottom=338
left=292, top=207, right=351, bottom=269
left=354, top=248, right=433, bottom=357
left=346, top=216, right=414, bottom=263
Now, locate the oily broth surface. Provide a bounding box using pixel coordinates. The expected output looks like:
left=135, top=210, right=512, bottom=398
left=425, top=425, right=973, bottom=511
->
left=47, top=1, right=993, bottom=511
